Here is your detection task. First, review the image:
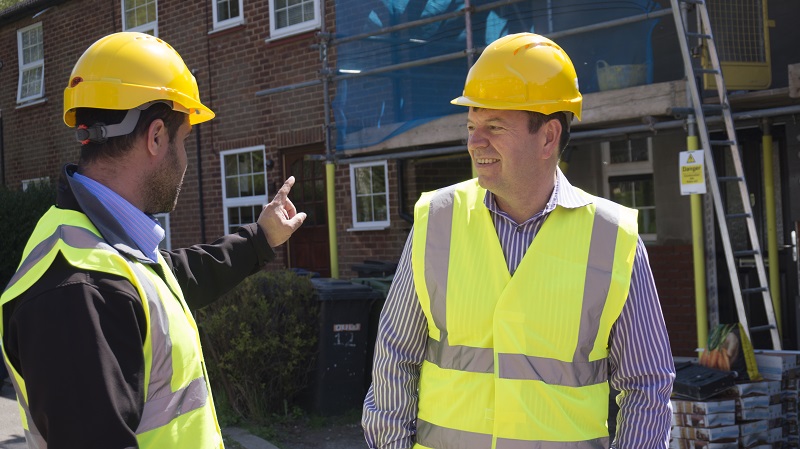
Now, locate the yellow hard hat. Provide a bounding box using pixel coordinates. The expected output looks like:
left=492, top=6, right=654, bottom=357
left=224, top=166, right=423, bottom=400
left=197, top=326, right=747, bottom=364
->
left=451, top=33, right=582, bottom=120
left=63, top=32, right=215, bottom=127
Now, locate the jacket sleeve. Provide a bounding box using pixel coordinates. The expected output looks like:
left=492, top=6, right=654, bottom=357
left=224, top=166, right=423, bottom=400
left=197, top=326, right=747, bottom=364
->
left=609, top=238, right=675, bottom=449
left=160, top=223, right=276, bottom=310
left=4, top=254, right=147, bottom=449
left=362, top=230, right=428, bottom=449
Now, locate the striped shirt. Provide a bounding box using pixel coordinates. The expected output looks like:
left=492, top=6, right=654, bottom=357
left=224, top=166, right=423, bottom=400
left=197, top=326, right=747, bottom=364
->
left=362, top=169, right=675, bottom=449
left=72, top=171, right=165, bottom=262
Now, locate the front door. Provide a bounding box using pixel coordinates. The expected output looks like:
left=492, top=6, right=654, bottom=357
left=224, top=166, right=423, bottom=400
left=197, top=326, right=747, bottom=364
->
left=284, top=147, right=331, bottom=277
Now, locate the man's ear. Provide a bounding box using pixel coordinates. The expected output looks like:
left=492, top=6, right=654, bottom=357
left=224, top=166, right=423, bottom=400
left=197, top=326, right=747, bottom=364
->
left=541, top=119, right=562, bottom=160
left=146, top=118, right=167, bottom=157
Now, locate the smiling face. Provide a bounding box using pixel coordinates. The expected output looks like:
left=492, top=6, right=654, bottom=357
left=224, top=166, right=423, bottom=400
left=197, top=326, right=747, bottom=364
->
left=466, top=107, right=559, bottom=215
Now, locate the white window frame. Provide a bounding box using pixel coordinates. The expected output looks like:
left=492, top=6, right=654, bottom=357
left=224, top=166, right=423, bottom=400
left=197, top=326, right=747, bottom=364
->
left=220, top=145, right=268, bottom=234
left=121, top=0, right=158, bottom=36
left=213, top=0, right=244, bottom=30
left=349, top=160, right=390, bottom=230
left=267, top=0, right=320, bottom=40
left=154, top=213, right=171, bottom=250
left=601, top=137, right=656, bottom=241
left=17, top=23, right=44, bottom=104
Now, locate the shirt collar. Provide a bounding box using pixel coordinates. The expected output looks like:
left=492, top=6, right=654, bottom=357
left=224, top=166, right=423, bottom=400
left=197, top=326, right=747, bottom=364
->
left=69, top=169, right=164, bottom=263
left=484, top=166, right=592, bottom=223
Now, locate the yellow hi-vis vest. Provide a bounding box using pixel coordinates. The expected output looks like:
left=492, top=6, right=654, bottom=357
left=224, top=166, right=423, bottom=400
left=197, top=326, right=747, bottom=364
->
left=0, top=207, right=222, bottom=449
left=411, top=179, right=638, bottom=449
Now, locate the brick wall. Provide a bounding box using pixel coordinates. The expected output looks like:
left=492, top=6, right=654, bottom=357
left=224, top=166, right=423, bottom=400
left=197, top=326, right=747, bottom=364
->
left=647, top=244, right=698, bottom=357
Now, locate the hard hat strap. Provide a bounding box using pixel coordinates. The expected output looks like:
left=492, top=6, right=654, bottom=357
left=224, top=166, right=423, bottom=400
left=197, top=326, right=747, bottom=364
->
left=74, top=100, right=174, bottom=145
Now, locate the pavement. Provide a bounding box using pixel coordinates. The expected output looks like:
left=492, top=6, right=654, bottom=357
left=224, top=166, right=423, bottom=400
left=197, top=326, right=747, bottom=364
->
left=0, top=380, right=280, bottom=449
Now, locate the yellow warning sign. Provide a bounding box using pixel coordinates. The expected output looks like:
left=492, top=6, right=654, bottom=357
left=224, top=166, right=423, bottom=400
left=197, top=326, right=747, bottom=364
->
left=681, top=164, right=703, bottom=184
left=679, top=150, right=706, bottom=195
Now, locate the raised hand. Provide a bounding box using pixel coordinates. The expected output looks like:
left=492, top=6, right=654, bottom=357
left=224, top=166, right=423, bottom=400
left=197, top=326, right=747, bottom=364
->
left=257, top=176, right=307, bottom=247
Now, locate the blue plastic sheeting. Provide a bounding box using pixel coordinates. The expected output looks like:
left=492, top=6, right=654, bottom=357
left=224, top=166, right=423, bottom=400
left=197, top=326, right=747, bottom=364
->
left=333, top=0, right=662, bottom=151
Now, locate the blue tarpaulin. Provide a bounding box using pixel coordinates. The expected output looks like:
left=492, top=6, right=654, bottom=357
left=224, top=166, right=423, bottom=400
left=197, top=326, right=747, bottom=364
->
left=333, top=0, right=661, bottom=151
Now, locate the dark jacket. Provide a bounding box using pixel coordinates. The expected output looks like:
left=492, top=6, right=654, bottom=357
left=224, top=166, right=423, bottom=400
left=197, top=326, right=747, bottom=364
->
left=2, top=164, right=275, bottom=449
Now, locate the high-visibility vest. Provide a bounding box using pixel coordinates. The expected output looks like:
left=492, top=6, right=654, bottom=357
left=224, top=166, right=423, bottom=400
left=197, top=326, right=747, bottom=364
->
left=0, top=207, right=222, bottom=449
left=411, top=179, right=638, bottom=449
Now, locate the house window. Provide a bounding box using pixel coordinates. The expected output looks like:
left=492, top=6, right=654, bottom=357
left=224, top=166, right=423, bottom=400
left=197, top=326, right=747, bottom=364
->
left=122, top=0, right=158, bottom=36
left=213, top=0, right=244, bottom=29
left=602, top=137, right=656, bottom=240
left=154, top=213, right=171, bottom=250
left=220, top=146, right=267, bottom=234
left=350, top=161, right=389, bottom=229
left=21, top=176, right=49, bottom=191
left=17, top=23, right=44, bottom=104
left=268, top=0, right=320, bottom=39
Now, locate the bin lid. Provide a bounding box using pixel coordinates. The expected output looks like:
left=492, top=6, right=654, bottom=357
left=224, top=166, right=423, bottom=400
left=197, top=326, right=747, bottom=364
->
left=311, top=278, right=383, bottom=301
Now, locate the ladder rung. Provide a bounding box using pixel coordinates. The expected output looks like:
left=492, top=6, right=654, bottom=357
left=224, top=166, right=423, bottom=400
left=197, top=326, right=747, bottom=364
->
left=726, top=213, right=751, bottom=220
left=710, top=140, right=735, bottom=146
left=718, top=176, right=743, bottom=183
left=694, top=68, right=721, bottom=75
left=742, top=286, right=768, bottom=295
left=686, top=32, right=713, bottom=40
left=749, top=324, right=776, bottom=333
left=680, top=0, right=704, bottom=4
left=699, top=103, right=727, bottom=111
left=733, top=249, right=758, bottom=257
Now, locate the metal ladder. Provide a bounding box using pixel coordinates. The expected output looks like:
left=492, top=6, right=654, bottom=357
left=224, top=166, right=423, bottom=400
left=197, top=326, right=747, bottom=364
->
left=670, top=0, right=781, bottom=349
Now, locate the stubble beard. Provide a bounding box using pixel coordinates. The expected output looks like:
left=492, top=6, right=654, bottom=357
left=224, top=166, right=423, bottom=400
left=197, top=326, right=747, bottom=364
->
left=143, top=141, right=185, bottom=215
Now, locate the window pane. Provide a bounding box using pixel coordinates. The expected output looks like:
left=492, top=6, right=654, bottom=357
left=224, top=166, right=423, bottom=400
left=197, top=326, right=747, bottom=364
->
left=287, top=4, right=303, bottom=25
left=224, top=154, right=237, bottom=174
left=373, top=194, right=388, bottom=221
left=230, top=0, right=240, bottom=18
left=355, top=167, right=371, bottom=194
left=640, top=208, right=657, bottom=234
left=276, top=10, right=287, bottom=28
left=630, top=138, right=649, bottom=162
left=239, top=152, right=252, bottom=173
left=218, top=0, right=230, bottom=20
left=371, top=166, right=386, bottom=193
left=609, top=181, right=632, bottom=206
left=238, top=176, right=252, bottom=196
left=609, top=141, right=629, bottom=164
left=253, top=173, right=266, bottom=196
left=276, top=0, right=287, bottom=8
left=225, top=177, right=238, bottom=198
left=356, top=196, right=372, bottom=222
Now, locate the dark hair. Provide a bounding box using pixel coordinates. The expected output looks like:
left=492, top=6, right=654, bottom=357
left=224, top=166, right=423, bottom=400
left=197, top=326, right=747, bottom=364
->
left=525, top=111, right=572, bottom=156
left=75, top=103, right=186, bottom=166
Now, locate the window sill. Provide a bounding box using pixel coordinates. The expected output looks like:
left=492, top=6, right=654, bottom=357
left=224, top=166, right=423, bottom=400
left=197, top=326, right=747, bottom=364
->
left=16, top=97, right=47, bottom=109
left=347, top=225, right=389, bottom=232
left=208, top=21, right=246, bottom=36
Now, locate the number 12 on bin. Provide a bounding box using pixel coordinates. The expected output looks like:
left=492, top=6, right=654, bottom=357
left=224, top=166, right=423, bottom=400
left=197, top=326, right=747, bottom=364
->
left=333, top=323, right=361, bottom=347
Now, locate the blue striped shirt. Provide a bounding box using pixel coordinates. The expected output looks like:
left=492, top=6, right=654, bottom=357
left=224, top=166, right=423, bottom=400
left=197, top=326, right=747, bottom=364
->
left=72, top=172, right=165, bottom=262
left=362, top=169, right=675, bottom=449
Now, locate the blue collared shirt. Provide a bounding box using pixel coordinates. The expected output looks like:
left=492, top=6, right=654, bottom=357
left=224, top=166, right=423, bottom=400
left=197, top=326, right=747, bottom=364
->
left=71, top=172, right=165, bottom=263
left=362, top=168, right=675, bottom=449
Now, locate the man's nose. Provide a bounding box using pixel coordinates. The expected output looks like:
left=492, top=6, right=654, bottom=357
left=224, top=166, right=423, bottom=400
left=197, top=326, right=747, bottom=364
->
left=468, top=129, right=488, bottom=150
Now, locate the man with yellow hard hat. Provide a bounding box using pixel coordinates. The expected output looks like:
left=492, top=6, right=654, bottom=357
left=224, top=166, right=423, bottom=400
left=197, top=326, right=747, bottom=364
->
left=363, top=33, right=674, bottom=448
left=1, top=32, right=306, bottom=448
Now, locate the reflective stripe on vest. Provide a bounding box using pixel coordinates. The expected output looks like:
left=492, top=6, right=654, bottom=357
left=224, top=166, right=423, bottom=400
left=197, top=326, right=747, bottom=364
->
left=417, top=419, right=609, bottom=449
left=411, top=179, right=637, bottom=449
left=1, top=211, right=217, bottom=448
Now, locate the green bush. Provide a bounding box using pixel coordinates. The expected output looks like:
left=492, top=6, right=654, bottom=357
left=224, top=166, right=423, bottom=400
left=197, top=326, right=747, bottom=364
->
left=198, top=270, right=319, bottom=425
left=0, top=183, right=57, bottom=288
